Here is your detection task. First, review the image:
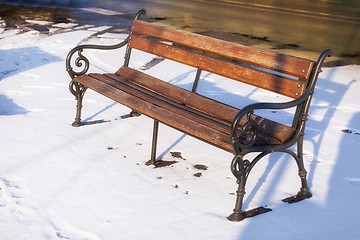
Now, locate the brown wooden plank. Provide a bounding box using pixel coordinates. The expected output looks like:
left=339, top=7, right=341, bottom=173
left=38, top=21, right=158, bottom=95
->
left=76, top=74, right=288, bottom=147
left=115, top=66, right=239, bottom=122
left=89, top=73, right=289, bottom=145
left=128, top=36, right=306, bottom=98
left=74, top=72, right=295, bottom=145
left=88, top=73, right=233, bottom=135
left=131, top=20, right=314, bottom=80
left=115, top=67, right=295, bottom=142
left=74, top=74, right=234, bottom=152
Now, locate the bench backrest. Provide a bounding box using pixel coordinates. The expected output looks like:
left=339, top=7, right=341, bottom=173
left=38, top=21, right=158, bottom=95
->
left=128, top=20, right=315, bottom=98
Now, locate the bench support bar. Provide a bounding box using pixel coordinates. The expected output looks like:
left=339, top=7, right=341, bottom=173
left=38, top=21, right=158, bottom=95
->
left=150, top=120, right=159, bottom=165
left=228, top=178, right=247, bottom=221
left=228, top=154, right=248, bottom=221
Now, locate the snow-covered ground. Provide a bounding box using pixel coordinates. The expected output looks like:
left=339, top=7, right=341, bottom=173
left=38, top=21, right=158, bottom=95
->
left=1, top=19, right=360, bottom=240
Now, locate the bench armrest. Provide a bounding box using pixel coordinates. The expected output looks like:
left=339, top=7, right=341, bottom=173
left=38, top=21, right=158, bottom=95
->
left=66, top=9, right=146, bottom=79
left=230, top=49, right=332, bottom=152
left=230, top=91, right=311, bottom=151
left=66, top=39, right=129, bottom=79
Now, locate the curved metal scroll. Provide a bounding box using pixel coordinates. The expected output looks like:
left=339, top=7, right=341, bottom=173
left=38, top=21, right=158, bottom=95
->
left=231, top=111, right=259, bottom=151
left=230, top=151, right=271, bottom=180
left=66, top=9, right=146, bottom=126
left=65, top=9, right=146, bottom=79
left=230, top=156, right=250, bottom=180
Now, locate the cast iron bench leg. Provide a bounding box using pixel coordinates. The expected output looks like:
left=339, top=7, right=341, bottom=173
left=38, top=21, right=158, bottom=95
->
left=70, top=80, right=87, bottom=127
left=283, top=137, right=312, bottom=203
left=228, top=155, right=247, bottom=221
left=150, top=120, right=159, bottom=165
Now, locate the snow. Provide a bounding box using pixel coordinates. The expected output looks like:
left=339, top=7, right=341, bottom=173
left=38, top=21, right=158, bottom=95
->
left=1, top=21, right=360, bottom=240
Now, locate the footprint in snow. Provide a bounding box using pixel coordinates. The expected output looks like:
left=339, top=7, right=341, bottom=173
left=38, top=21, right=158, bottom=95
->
left=1, top=175, right=29, bottom=199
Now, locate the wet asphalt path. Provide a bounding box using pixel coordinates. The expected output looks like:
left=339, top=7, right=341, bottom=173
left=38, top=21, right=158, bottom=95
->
left=0, top=0, right=359, bottom=64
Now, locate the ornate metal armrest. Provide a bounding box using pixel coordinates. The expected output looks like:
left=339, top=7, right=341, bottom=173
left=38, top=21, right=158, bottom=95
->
left=65, top=40, right=128, bottom=79
left=65, top=9, right=146, bottom=79
left=230, top=92, right=311, bottom=151
left=230, top=49, right=332, bottom=152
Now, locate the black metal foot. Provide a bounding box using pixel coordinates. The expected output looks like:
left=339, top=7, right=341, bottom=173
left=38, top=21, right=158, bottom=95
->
left=228, top=207, right=272, bottom=221
left=72, top=121, right=83, bottom=127
left=121, top=110, right=142, bottom=119
left=282, top=191, right=312, bottom=204
left=129, top=110, right=141, bottom=117
left=227, top=210, right=245, bottom=222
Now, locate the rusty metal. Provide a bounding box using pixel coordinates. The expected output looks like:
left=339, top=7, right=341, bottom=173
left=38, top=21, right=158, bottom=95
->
left=228, top=49, right=332, bottom=221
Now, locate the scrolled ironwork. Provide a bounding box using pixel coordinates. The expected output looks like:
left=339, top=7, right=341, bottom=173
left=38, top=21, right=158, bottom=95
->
left=230, top=156, right=250, bottom=180
left=230, top=151, right=271, bottom=181
left=240, top=112, right=259, bottom=146
left=66, top=49, right=90, bottom=79
left=65, top=37, right=130, bottom=79
left=69, top=79, right=87, bottom=99
left=231, top=109, right=260, bottom=152
left=230, top=84, right=318, bottom=153
left=74, top=49, right=89, bottom=74
left=66, top=9, right=147, bottom=79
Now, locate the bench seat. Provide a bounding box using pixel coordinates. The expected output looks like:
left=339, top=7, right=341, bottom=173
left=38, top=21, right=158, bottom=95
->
left=74, top=66, right=296, bottom=152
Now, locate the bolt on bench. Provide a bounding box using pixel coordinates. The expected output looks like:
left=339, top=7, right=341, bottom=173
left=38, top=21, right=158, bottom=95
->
left=66, top=10, right=332, bottom=221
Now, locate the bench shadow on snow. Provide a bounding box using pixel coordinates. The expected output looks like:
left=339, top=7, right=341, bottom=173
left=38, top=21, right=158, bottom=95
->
left=0, top=47, right=61, bottom=116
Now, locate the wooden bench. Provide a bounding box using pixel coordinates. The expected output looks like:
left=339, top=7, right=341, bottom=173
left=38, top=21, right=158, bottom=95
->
left=66, top=10, right=332, bottom=221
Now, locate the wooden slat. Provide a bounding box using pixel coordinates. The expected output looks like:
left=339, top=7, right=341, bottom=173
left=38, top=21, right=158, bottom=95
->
left=74, top=74, right=234, bottom=152
left=95, top=73, right=287, bottom=146
left=115, top=67, right=238, bottom=122
left=131, top=20, right=314, bottom=80
left=128, top=35, right=306, bottom=98
left=89, top=73, right=232, bottom=135
left=75, top=74, right=288, bottom=148
left=115, top=67, right=295, bottom=142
